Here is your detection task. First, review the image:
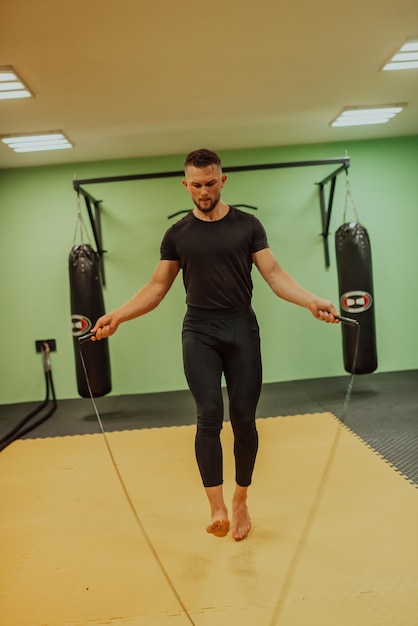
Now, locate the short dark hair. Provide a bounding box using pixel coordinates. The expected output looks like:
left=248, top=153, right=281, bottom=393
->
left=184, top=148, right=222, bottom=170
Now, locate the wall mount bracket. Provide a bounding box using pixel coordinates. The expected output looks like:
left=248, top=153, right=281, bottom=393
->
left=73, top=156, right=350, bottom=281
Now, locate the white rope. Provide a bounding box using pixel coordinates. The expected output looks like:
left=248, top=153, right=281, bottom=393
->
left=340, top=322, right=360, bottom=422
left=270, top=320, right=360, bottom=625
left=78, top=345, right=196, bottom=626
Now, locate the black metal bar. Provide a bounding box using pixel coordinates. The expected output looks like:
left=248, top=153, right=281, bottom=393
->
left=318, top=183, right=331, bottom=268
left=167, top=209, right=191, bottom=219
left=316, top=162, right=348, bottom=186
left=234, top=204, right=258, bottom=210
left=315, top=161, right=350, bottom=268
left=72, top=157, right=350, bottom=188
left=325, top=176, right=337, bottom=236
left=73, top=156, right=350, bottom=273
left=318, top=175, right=336, bottom=269
left=167, top=203, right=258, bottom=219
left=225, top=157, right=349, bottom=174
left=83, top=195, right=107, bottom=286
left=73, top=171, right=182, bottom=189
left=83, top=196, right=102, bottom=253
left=74, top=183, right=102, bottom=203
left=93, top=199, right=106, bottom=287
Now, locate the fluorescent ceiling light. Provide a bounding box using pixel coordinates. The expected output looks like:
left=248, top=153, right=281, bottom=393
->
left=0, top=66, right=33, bottom=99
left=330, top=105, right=405, bottom=127
left=401, top=42, right=418, bottom=52
left=1, top=132, right=73, bottom=153
left=0, top=82, right=25, bottom=91
left=382, top=38, right=418, bottom=70
left=383, top=61, right=418, bottom=71
left=0, top=72, right=18, bottom=81
left=0, top=90, right=32, bottom=100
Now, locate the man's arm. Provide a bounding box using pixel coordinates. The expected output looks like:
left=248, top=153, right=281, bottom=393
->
left=92, top=260, right=180, bottom=340
left=252, top=248, right=339, bottom=323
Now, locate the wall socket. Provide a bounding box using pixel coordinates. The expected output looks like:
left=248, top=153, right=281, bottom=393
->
left=35, top=339, right=56, bottom=353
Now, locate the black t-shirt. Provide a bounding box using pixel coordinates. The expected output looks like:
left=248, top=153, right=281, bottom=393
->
left=160, top=206, right=269, bottom=309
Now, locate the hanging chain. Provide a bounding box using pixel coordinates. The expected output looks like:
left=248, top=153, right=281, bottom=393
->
left=72, top=193, right=92, bottom=246
left=341, top=162, right=361, bottom=419
left=343, top=170, right=361, bottom=224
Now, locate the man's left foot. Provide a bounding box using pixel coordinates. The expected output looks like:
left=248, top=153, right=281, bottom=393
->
left=206, top=518, right=230, bottom=537
left=231, top=503, right=251, bottom=541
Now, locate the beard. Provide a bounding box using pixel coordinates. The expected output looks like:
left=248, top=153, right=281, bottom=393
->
left=194, top=194, right=220, bottom=214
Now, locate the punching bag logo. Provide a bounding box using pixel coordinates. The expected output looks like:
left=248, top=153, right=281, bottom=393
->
left=341, top=290, right=373, bottom=314
left=72, top=314, right=92, bottom=337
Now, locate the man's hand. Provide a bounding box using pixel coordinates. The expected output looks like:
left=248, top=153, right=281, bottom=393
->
left=308, top=298, right=340, bottom=323
left=91, top=312, right=121, bottom=340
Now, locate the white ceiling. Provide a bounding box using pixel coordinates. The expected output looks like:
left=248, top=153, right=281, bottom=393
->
left=1, top=0, right=418, bottom=169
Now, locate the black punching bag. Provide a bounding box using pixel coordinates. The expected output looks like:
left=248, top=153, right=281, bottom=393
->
left=335, top=222, right=377, bottom=374
left=69, top=244, right=112, bottom=397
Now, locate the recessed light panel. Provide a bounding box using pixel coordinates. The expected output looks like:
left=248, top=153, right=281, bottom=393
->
left=0, top=66, right=33, bottom=100
left=1, top=132, right=73, bottom=152
left=382, top=39, right=418, bottom=71
left=330, top=105, right=405, bottom=127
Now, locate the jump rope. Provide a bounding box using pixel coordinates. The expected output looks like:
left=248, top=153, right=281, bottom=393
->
left=270, top=170, right=363, bottom=621
left=77, top=338, right=196, bottom=625
left=270, top=314, right=360, bottom=625
left=78, top=314, right=359, bottom=625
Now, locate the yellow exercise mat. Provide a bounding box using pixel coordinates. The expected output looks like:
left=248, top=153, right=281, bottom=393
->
left=0, top=412, right=417, bottom=626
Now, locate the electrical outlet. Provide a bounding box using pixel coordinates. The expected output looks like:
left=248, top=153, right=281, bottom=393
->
left=35, top=339, right=56, bottom=353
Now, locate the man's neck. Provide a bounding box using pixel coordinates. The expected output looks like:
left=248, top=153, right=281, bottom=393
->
left=193, top=202, right=230, bottom=222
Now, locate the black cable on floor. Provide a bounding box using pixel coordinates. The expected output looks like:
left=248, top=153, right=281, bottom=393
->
left=0, top=345, right=58, bottom=452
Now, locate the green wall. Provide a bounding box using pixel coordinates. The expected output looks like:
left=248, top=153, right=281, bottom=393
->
left=0, top=136, right=417, bottom=405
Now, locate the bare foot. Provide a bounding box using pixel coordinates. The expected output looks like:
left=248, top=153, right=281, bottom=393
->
left=231, top=487, right=251, bottom=541
left=204, top=485, right=230, bottom=537
left=206, top=517, right=230, bottom=537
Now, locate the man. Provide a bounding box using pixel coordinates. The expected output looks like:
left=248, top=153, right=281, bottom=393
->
left=91, top=148, right=339, bottom=541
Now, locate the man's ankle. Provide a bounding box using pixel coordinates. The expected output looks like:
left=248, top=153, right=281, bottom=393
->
left=233, top=484, right=248, bottom=503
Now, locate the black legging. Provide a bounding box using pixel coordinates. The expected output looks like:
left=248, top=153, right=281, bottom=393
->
left=182, top=305, right=262, bottom=488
